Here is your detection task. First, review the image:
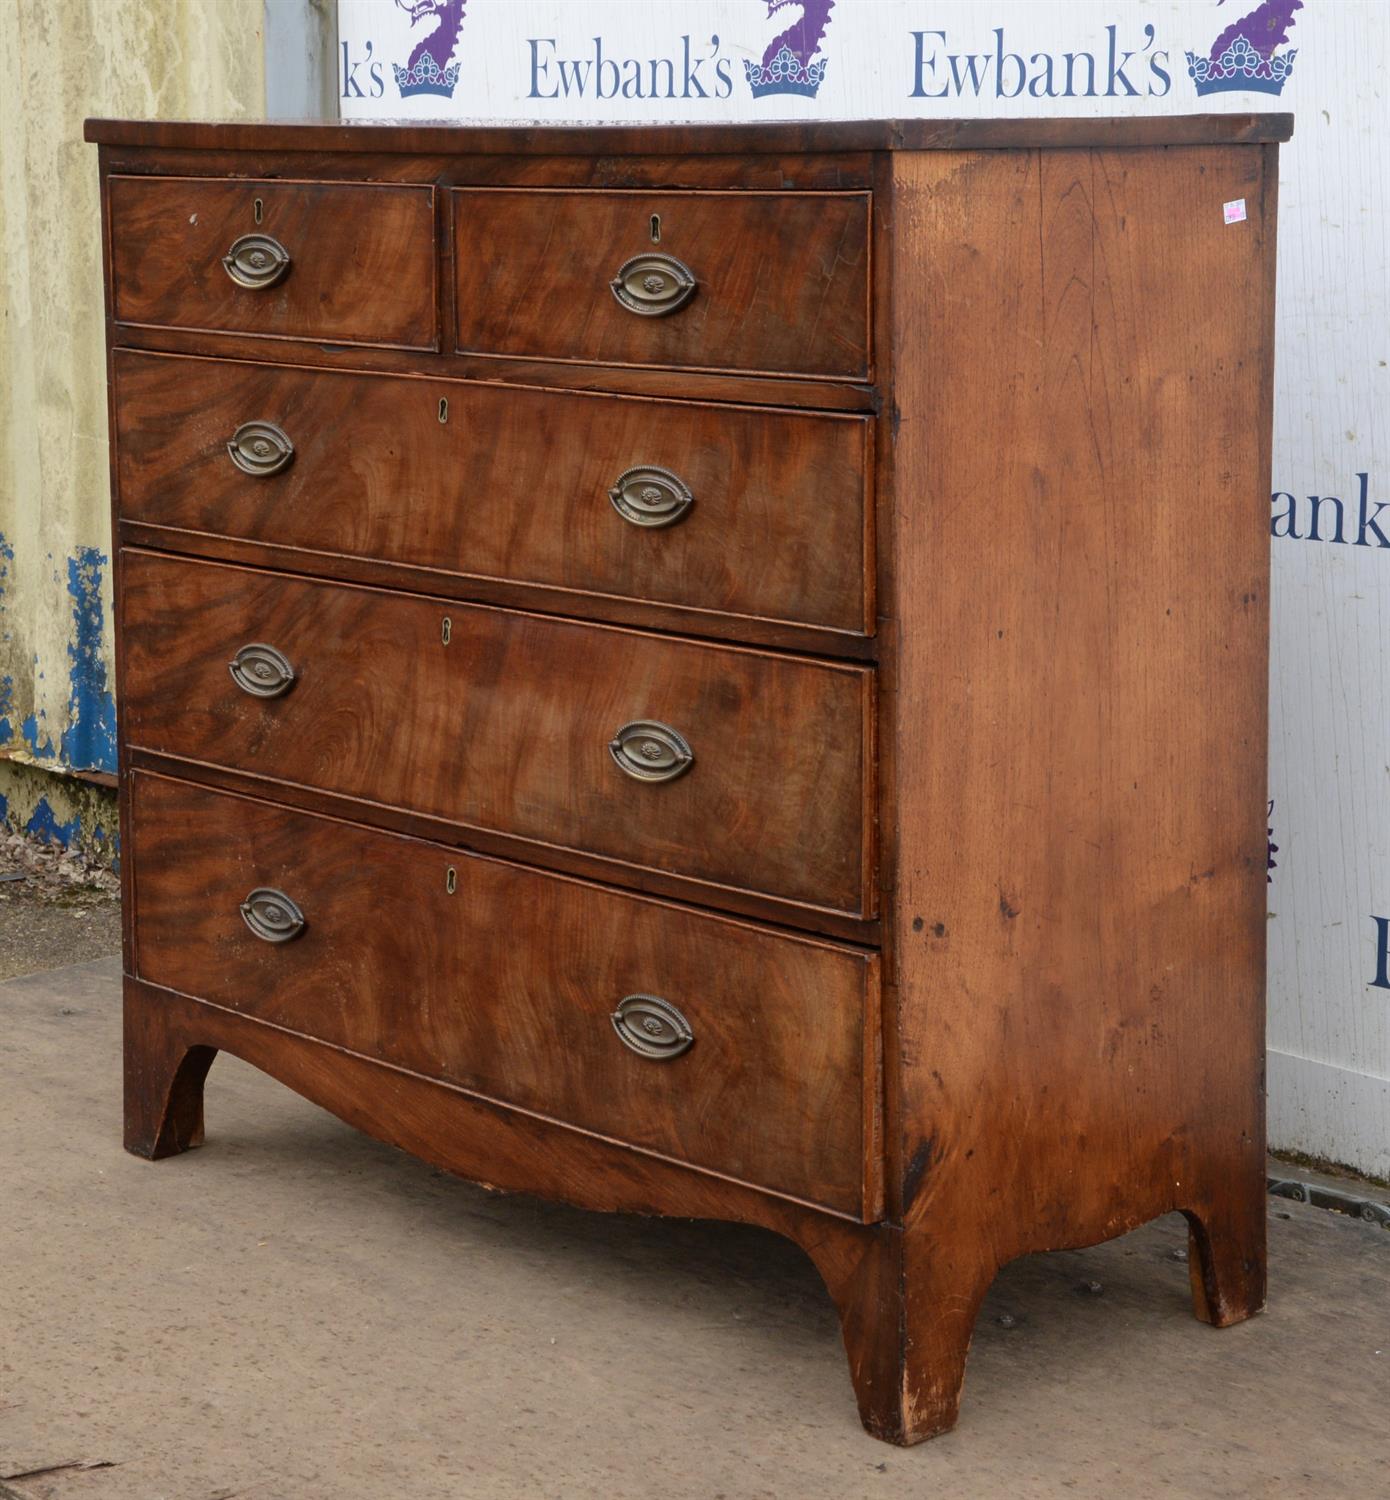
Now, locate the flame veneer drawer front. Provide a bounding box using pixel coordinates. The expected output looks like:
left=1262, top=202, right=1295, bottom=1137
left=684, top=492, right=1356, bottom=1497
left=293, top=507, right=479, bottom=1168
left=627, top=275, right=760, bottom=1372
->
left=130, top=774, right=881, bottom=1219
left=108, top=176, right=437, bottom=348
left=452, top=190, right=871, bottom=379
left=120, top=550, right=875, bottom=919
left=112, top=351, right=874, bottom=637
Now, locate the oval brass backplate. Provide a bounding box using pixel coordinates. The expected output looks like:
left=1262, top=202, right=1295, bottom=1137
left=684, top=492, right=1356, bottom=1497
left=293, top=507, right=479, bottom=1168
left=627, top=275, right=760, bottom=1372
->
left=608, top=720, right=693, bottom=783
left=609, top=253, right=697, bottom=317
left=227, top=420, right=294, bottom=477
left=228, top=642, right=295, bottom=699
left=222, top=232, right=291, bottom=290
left=240, top=887, right=306, bottom=944
left=611, top=994, right=694, bottom=1060
left=608, top=465, right=694, bottom=529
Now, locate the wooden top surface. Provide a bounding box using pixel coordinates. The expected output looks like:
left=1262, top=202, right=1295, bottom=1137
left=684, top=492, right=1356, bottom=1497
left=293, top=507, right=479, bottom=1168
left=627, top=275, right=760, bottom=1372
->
left=85, top=114, right=1293, bottom=155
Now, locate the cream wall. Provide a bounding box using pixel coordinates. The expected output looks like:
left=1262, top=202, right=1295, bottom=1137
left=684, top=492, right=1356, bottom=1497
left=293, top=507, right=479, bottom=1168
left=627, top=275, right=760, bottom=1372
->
left=0, top=0, right=265, bottom=836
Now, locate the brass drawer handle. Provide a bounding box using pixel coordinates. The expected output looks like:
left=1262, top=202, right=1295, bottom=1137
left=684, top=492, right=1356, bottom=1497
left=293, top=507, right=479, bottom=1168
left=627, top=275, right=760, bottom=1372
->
left=222, top=232, right=290, bottom=290
left=227, top=420, right=294, bottom=477
left=229, top=642, right=295, bottom=699
left=609, top=253, right=697, bottom=317
left=608, top=465, right=693, bottom=529
left=240, top=887, right=306, bottom=944
left=611, top=994, right=693, bottom=1060
left=609, top=720, right=693, bottom=783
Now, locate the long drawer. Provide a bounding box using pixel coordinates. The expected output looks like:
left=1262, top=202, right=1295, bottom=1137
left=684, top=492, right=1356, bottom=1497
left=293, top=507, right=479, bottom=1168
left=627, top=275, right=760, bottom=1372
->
left=453, top=189, right=871, bottom=379
left=120, top=551, right=875, bottom=918
left=108, top=175, right=437, bottom=348
left=131, top=774, right=881, bottom=1218
left=113, top=351, right=874, bottom=636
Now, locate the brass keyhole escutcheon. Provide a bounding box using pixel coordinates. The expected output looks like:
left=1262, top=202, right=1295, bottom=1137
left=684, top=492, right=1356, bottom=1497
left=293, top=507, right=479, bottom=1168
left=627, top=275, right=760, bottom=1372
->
left=650, top=213, right=661, bottom=243
left=445, top=866, right=457, bottom=895
left=438, top=397, right=448, bottom=424
left=441, top=616, right=452, bottom=646
left=253, top=196, right=264, bottom=225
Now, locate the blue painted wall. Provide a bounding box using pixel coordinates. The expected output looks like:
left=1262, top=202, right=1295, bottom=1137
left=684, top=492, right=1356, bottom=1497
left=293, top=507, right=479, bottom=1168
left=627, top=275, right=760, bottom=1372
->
left=0, top=535, right=118, bottom=856
left=59, top=548, right=118, bottom=774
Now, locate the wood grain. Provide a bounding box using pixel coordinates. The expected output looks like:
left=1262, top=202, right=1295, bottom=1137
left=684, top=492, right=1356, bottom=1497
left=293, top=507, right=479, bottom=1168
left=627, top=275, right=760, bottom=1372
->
left=95, top=120, right=1284, bottom=1446
left=106, top=322, right=880, bottom=413
left=453, top=190, right=870, bottom=379
left=113, top=350, right=874, bottom=636
left=130, top=772, right=881, bottom=1217
left=121, top=745, right=881, bottom=946
left=120, top=550, right=876, bottom=918
left=109, top=175, right=437, bottom=348
left=115, top=521, right=878, bottom=661
left=85, top=115, right=1294, bottom=156
left=97, top=145, right=878, bottom=192
left=121, top=970, right=900, bottom=1314
left=858, top=144, right=1277, bottom=1441
left=97, top=160, right=141, bottom=970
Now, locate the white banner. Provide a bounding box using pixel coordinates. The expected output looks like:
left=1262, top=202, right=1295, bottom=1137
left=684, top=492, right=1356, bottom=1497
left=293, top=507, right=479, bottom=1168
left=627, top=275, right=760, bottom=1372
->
left=337, top=0, right=1390, bottom=1180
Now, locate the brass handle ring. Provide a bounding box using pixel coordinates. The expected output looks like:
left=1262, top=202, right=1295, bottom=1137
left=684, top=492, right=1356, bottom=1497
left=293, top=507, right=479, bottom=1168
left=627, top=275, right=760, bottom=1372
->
left=609, top=253, right=697, bottom=317
left=223, top=233, right=290, bottom=289
left=608, top=720, right=693, bottom=783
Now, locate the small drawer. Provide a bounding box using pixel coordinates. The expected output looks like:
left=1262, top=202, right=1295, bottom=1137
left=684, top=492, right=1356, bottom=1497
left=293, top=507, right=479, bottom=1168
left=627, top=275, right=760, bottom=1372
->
left=120, top=552, right=876, bottom=919
left=108, top=176, right=437, bottom=348
left=453, top=189, right=871, bottom=379
left=113, top=351, right=874, bottom=637
left=130, top=773, right=882, bottom=1219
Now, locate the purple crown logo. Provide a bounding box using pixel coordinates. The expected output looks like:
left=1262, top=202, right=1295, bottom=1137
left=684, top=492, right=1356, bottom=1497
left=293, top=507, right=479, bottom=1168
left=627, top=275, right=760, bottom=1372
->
left=392, top=0, right=466, bottom=101
left=392, top=53, right=461, bottom=98
left=744, top=0, right=833, bottom=101
left=1186, top=0, right=1301, bottom=97
left=744, top=45, right=828, bottom=99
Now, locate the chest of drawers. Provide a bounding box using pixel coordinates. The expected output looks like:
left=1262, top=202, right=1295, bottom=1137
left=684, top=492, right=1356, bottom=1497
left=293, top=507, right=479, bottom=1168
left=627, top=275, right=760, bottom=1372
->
left=87, top=114, right=1288, bottom=1444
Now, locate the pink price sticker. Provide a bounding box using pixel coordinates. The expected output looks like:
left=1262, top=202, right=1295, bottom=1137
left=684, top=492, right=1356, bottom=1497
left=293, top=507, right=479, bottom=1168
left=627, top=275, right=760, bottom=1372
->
left=1223, top=198, right=1248, bottom=225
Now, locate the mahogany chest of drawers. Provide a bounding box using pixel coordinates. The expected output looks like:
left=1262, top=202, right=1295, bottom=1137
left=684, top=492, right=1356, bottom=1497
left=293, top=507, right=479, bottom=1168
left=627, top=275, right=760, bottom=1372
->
left=87, top=114, right=1288, bottom=1444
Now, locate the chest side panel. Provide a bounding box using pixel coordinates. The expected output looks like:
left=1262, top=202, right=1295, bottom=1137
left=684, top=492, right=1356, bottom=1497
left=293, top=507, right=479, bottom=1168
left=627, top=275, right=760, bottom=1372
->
left=885, top=144, right=1275, bottom=1242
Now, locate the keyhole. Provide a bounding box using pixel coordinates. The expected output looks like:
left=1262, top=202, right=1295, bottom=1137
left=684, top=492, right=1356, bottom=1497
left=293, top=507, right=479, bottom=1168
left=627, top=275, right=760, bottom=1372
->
left=253, top=197, right=263, bottom=225
left=438, top=396, right=448, bottom=424
left=441, top=616, right=452, bottom=645
left=445, top=866, right=457, bottom=895
left=650, top=214, right=661, bottom=244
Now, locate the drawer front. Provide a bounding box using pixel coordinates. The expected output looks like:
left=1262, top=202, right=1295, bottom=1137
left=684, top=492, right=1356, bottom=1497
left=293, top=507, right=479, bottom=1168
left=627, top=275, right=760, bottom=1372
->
left=453, top=190, right=870, bottom=379
left=121, top=552, right=874, bottom=917
left=131, top=774, right=881, bottom=1218
left=108, top=176, right=437, bottom=348
left=114, top=351, right=873, bottom=636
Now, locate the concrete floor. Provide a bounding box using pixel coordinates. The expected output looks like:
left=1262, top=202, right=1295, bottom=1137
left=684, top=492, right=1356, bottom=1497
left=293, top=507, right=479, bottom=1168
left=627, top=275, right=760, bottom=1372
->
left=2, top=958, right=1387, bottom=1500
left=0, top=901, right=121, bottom=983
left=0, top=840, right=120, bottom=983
